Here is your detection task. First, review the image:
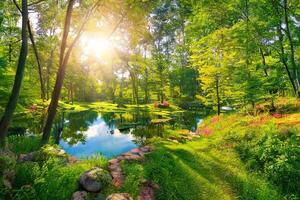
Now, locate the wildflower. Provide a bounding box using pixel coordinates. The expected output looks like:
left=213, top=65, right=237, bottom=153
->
left=203, top=128, right=212, bottom=136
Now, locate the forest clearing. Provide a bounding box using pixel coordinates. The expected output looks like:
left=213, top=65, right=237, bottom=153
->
left=0, top=0, right=300, bottom=200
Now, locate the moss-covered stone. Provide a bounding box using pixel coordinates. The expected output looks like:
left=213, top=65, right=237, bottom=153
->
left=79, top=167, right=112, bottom=192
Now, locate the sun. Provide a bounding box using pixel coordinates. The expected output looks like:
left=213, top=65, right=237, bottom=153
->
left=80, top=34, right=115, bottom=59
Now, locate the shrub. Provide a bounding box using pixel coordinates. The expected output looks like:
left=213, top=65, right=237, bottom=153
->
left=154, top=101, right=170, bottom=108
left=14, top=162, right=40, bottom=188
left=8, top=135, right=40, bottom=154
left=0, top=152, right=16, bottom=176
left=12, top=185, right=38, bottom=200
left=236, top=126, right=300, bottom=197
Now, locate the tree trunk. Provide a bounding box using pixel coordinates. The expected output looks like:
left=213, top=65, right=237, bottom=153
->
left=130, top=71, right=138, bottom=105
left=41, top=0, right=75, bottom=144
left=144, top=67, right=149, bottom=103
left=215, top=75, right=221, bottom=115
left=71, top=83, right=74, bottom=104
left=41, top=0, right=102, bottom=144
left=283, top=0, right=300, bottom=97
left=119, top=71, right=124, bottom=99
left=159, top=66, right=164, bottom=103
left=259, top=47, right=269, bottom=77
left=0, top=0, right=28, bottom=147
left=277, top=26, right=298, bottom=95
left=28, top=21, right=45, bottom=100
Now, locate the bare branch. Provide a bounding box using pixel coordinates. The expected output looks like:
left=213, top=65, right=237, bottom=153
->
left=12, top=0, right=22, bottom=13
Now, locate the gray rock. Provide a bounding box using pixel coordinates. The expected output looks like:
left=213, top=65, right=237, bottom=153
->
left=80, top=167, right=112, bottom=192
left=72, top=191, right=88, bottom=200
left=3, top=170, right=15, bottom=189
left=18, top=152, right=36, bottom=162
left=106, top=193, right=133, bottom=200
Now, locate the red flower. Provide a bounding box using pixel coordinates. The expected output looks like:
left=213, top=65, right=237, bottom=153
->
left=28, top=105, right=37, bottom=113
left=272, top=113, right=283, bottom=118
left=203, top=128, right=212, bottom=136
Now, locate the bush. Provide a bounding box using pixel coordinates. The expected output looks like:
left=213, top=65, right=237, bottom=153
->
left=12, top=185, right=38, bottom=200
left=154, top=101, right=170, bottom=108
left=8, top=135, right=40, bottom=154
left=0, top=152, right=16, bottom=176
left=236, top=126, right=300, bottom=197
left=14, top=162, right=40, bottom=188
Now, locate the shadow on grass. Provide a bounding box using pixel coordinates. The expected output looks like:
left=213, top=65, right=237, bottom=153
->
left=143, top=144, right=281, bottom=200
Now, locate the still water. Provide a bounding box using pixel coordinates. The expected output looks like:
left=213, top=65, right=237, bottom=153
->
left=60, top=116, right=139, bottom=158
left=11, top=109, right=203, bottom=158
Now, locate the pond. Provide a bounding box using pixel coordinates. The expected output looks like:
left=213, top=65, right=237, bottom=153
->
left=10, top=109, right=205, bottom=158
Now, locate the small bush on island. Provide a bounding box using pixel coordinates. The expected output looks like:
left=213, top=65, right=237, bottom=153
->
left=154, top=101, right=170, bottom=108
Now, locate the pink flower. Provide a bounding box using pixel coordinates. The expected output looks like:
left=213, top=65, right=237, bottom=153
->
left=203, top=128, right=212, bottom=136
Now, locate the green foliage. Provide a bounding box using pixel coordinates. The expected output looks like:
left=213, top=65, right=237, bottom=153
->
left=0, top=151, right=16, bottom=176
left=14, top=162, right=40, bottom=188
left=236, top=126, right=300, bottom=197
left=11, top=185, right=39, bottom=200
left=8, top=135, right=41, bottom=154
left=12, top=153, right=107, bottom=200
left=121, top=162, right=145, bottom=197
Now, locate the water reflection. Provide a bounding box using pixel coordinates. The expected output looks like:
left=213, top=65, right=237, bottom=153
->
left=9, top=108, right=204, bottom=158
left=60, top=116, right=138, bottom=158
left=56, top=110, right=203, bottom=158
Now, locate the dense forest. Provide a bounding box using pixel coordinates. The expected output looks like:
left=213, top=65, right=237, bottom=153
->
left=0, top=0, right=300, bottom=200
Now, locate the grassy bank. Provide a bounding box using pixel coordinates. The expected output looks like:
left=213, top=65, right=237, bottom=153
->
left=120, top=110, right=300, bottom=199
left=1, top=99, right=299, bottom=200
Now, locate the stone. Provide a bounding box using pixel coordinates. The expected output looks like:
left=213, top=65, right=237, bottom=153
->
left=18, top=152, right=36, bottom=162
left=110, top=171, right=122, bottom=178
left=121, top=152, right=133, bottom=157
left=3, top=170, right=15, bottom=189
left=138, top=181, right=159, bottom=200
left=140, top=146, right=152, bottom=153
left=72, top=191, right=88, bottom=200
left=124, top=154, right=142, bottom=161
left=106, top=193, right=133, bottom=200
left=137, top=152, right=145, bottom=157
left=112, top=177, right=123, bottom=187
left=108, top=159, right=119, bottom=165
left=109, top=164, right=122, bottom=172
left=79, top=167, right=112, bottom=192
left=131, top=148, right=141, bottom=154
left=116, top=156, right=125, bottom=161
left=68, top=156, right=78, bottom=164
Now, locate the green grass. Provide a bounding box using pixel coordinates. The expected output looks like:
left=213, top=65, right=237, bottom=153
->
left=2, top=100, right=299, bottom=200
left=118, top=111, right=300, bottom=200
left=120, top=139, right=282, bottom=200
left=1, top=152, right=109, bottom=200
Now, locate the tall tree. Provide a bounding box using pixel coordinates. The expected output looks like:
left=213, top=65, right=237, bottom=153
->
left=41, top=0, right=76, bottom=144
left=0, top=0, right=28, bottom=147
left=41, top=0, right=103, bottom=144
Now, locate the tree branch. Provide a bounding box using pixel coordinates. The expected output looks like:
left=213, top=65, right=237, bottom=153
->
left=28, top=0, right=45, bottom=7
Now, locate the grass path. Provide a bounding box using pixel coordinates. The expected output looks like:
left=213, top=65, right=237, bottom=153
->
left=122, top=138, right=282, bottom=200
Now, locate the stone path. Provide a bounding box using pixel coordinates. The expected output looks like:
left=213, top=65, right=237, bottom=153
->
left=108, top=146, right=153, bottom=187
left=138, top=180, right=159, bottom=200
